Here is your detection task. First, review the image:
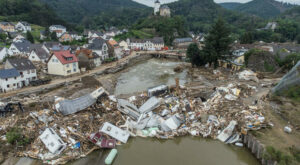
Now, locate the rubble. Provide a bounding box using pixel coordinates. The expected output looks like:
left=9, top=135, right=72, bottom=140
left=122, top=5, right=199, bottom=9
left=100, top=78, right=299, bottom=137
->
left=238, top=70, right=259, bottom=82
left=0, top=68, right=270, bottom=164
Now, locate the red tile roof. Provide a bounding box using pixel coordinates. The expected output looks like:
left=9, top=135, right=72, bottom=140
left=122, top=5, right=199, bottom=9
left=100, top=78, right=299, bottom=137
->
left=53, top=50, right=78, bottom=65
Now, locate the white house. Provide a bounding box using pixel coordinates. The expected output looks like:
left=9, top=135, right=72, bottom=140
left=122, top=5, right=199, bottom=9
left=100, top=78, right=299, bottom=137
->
left=39, top=128, right=66, bottom=154
left=12, top=34, right=25, bottom=42
left=127, top=37, right=164, bottom=51
left=29, top=47, right=50, bottom=63
left=87, top=38, right=109, bottom=61
left=49, top=25, right=67, bottom=37
left=5, top=58, right=37, bottom=86
left=47, top=50, right=80, bottom=76
left=0, top=47, right=9, bottom=62
left=9, top=40, right=32, bottom=56
left=15, top=21, right=31, bottom=33
left=0, top=68, right=22, bottom=92
left=119, top=40, right=129, bottom=50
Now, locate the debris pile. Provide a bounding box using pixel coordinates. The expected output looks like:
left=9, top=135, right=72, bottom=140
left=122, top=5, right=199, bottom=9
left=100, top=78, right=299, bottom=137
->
left=0, top=72, right=269, bottom=164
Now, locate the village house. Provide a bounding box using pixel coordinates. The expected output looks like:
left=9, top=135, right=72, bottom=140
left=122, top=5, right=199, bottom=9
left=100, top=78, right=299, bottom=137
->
left=15, top=21, right=31, bottom=33
left=0, top=68, right=22, bottom=92
left=0, top=22, right=15, bottom=32
left=0, top=47, right=10, bottom=62
left=49, top=25, right=67, bottom=37
left=87, top=38, right=109, bottom=61
left=87, top=30, right=103, bottom=39
left=29, top=44, right=50, bottom=63
left=75, top=49, right=101, bottom=70
left=69, top=32, right=83, bottom=41
left=42, top=42, right=61, bottom=54
left=119, top=40, right=129, bottom=50
left=160, top=5, right=171, bottom=17
left=173, top=38, right=193, bottom=48
left=40, top=30, right=47, bottom=40
left=47, top=50, right=80, bottom=76
left=59, top=32, right=73, bottom=42
left=13, top=34, right=25, bottom=42
left=9, top=40, right=32, bottom=56
left=127, top=37, right=164, bottom=51
left=5, top=58, right=37, bottom=86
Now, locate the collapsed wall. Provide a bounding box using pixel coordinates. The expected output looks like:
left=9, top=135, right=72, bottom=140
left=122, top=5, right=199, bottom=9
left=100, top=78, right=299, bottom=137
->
left=271, top=60, right=300, bottom=95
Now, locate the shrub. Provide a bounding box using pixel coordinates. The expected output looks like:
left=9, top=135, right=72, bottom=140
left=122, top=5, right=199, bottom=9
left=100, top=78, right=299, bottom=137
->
left=6, top=128, right=30, bottom=146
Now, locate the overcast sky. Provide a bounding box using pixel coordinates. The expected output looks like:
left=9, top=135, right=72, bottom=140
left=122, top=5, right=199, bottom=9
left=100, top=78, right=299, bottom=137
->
left=134, top=0, right=300, bottom=6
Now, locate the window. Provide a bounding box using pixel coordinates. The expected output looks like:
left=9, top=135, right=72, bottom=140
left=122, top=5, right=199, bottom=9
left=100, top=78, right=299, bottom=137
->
left=13, top=83, right=16, bottom=86
left=73, top=63, right=76, bottom=68
left=73, top=69, right=77, bottom=72
left=27, top=70, right=30, bottom=74
left=5, top=78, right=8, bottom=81
left=67, top=70, right=71, bottom=73
left=14, top=77, right=16, bottom=80
left=66, top=64, right=70, bottom=67
left=7, top=85, right=9, bottom=88
left=31, top=69, right=35, bottom=73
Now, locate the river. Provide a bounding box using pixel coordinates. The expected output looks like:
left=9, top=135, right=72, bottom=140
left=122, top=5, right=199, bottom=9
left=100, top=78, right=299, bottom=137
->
left=72, top=58, right=260, bottom=165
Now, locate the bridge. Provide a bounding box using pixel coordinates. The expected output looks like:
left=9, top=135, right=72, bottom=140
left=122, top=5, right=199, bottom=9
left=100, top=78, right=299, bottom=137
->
left=137, top=50, right=187, bottom=60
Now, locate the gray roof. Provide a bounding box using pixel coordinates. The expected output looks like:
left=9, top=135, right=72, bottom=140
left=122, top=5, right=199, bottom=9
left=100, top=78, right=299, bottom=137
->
left=174, top=38, right=193, bottom=43
left=0, top=68, right=20, bottom=79
left=7, top=58, right=36, bottom=71
left=50, top=25, right=66, bottom=29
left=88, top=38, right=106, bottom=50
left=58, top=94, right=96, bottom=115
left=160, top=5, right=170, bottom=9
left=43, top=42, right=60, bottom=49
left=19, top=21, right=30, bottom=26
left=13, top=40, right=32, bottom=52
left=0, top=22, right=14, bottom=26
left=129, top=37, right=164, bottom=44
left=31, top=47, right=50, bottom=60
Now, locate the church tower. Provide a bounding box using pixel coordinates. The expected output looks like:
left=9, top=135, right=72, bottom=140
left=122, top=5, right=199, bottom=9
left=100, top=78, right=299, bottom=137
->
left=154, top=0, right=161, bottom=15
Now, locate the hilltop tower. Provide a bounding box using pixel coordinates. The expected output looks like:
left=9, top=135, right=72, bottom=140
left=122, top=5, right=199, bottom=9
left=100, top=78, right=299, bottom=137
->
left=154, top=0, right=161, bottom=15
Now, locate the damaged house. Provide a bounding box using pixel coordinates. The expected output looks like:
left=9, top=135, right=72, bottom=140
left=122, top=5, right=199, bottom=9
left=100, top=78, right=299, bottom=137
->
left=39, top=128, right=66, bottom=154
left=75, top=49, right=101, bottom=70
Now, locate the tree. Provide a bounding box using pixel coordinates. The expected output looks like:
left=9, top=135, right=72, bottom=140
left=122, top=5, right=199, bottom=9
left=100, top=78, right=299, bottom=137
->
left=296, top=35, right=300, bottom=44
left=240, top=32, right=254, bottom=44
left=202, top=17, right=232, bottom=67
left=187, top=43, right=206, bottom=67
left=50, top=32, right=58, bottom=41
left=26, top=31, right=34, bottom=43
left=0, top=33, right=8, bottom=42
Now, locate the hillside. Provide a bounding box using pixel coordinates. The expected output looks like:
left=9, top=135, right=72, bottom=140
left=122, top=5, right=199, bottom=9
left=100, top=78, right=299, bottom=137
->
left=40, top=0, right=149, bottom=23
left=280, top=6, right=300, bottom=22
left=219, top=2, right=242, bottom=10
left=168, top=0, right=264, bottom=33
left=0, top=0, right=66, bottom=27
left=233, top=0, right=296, bottom=18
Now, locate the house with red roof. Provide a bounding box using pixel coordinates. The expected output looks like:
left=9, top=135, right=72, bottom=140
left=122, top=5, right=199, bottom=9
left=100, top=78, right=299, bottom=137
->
left=47, top=50, right=80, bottom=76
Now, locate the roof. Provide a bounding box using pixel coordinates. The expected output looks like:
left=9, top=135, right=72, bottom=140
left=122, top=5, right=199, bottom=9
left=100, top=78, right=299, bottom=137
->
left=50, top=25, right=66, bottom=29
left=43, top=42, right=60, bottom=49
left=0, top=22, right=14, bottom=26
left=0, top=68, right=20, bottom=79
left=160, top=5, right=170, bottom=9
left=7, top=58, right=36, bottom=71
left=52, top=50, right=78, bottom=65
left=75, top=49, right=99, bottom=59
left=88, top=38, right=106, bottom=50
left=108, top=40, right=118, bottom=47
left=174, top=38, right=193, bottom=43
left=31, top=47, right=50, bottom=60
left=155, top=0, right=160, bottom=3
left=129, top=37, right=164, bottom=44
left=12, top=40, right=32, bottom=52
left=58, top=94, right=96, bottom=115
left=19, top=21, right=30, bottom=26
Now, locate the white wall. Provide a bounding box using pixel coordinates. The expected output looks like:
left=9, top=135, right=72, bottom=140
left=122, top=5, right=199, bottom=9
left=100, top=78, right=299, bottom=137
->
left=0, top=76, right=22, bottom=92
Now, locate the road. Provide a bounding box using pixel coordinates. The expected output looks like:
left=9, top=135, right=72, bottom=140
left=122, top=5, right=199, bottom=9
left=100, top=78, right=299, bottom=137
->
left=0, top=51, right=138, bottom=98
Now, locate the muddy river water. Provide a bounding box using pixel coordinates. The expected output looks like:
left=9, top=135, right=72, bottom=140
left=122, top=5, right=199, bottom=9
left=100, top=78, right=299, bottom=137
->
left=72, top=58, right=260, bottom=165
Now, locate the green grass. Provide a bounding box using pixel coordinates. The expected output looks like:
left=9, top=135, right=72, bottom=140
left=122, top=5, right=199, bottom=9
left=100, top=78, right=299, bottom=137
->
left=31, top=24, right=45, bottom=43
